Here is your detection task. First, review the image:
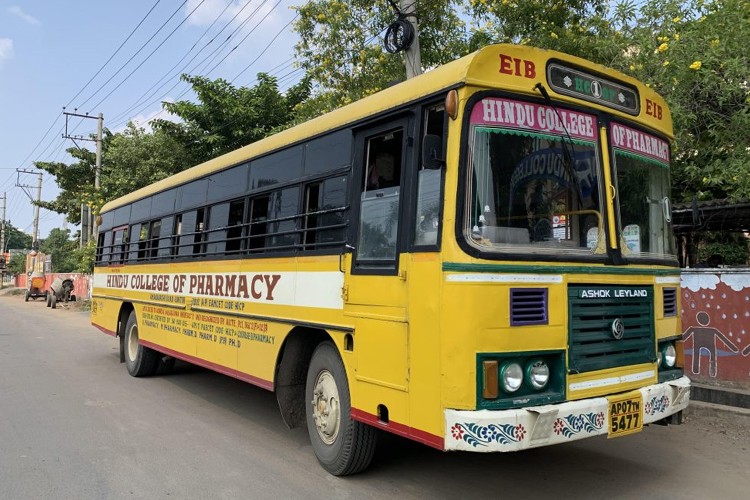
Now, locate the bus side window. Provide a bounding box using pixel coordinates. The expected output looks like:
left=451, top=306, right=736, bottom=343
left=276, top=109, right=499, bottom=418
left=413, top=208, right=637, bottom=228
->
left=357, top=128, right=404, bottom=263
left=226, top=199, right=246, bottom=255
left=157, top=217, right=174, bottom=259
left=177, top=211, right=197, bottom=257
left=249, top=196, right=270, bottom=252
left=414, top=104, right=445, bottom=247
left=148, top=220, right=161, bottom=259
left=206, top=202, right=230, bottom=256
left=137, top=223, right=149, bottom=261
left=112, top=227, right=129, bottom=265
left=98, top=231, right=112, bottom=265
left=193, top=208, right=207, bottom=256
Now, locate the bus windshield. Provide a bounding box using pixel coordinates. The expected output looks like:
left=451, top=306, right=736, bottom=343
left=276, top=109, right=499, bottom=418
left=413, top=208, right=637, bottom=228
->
left=464, top=97, right=605, bottom=256
left=611, top=122, right=676, bottom=260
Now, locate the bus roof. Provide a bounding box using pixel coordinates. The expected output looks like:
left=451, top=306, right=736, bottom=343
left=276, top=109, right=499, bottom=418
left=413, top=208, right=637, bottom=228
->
left=101, top=44, right=671, bottom=213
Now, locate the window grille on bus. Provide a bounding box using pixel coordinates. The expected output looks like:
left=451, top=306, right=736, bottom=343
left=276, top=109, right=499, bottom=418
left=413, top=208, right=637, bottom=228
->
left=663, top=288, right=677, bottom=317
left=567, top=286, right=655, bottom=374
left=510, top=288, right=548, bottom=326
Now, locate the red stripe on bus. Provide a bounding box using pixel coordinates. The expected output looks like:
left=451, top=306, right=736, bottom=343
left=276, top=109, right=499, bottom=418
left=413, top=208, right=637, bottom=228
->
left=350, top=408, right=444, bottom=450
left=93, top=323, right=117, bottom=337
left=139, top=340, right=275, bottom=391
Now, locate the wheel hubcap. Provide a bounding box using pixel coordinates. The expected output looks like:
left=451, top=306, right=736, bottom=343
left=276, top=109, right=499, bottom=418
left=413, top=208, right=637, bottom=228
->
left=127, top=324, right=139, bottom=362
left=311, top=369, right=340, bottom=445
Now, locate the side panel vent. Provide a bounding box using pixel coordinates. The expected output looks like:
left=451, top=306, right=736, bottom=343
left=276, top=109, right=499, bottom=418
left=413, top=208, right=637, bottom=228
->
left=510, top=288, right=548, bottom=326
left=663, top=288, right=677, bottom=317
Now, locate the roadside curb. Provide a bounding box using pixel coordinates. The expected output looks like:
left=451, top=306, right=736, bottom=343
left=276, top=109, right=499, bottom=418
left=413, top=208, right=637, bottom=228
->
left=690, top=382, right=750, bottom=409
left=684, top=400, right=750, bottom=421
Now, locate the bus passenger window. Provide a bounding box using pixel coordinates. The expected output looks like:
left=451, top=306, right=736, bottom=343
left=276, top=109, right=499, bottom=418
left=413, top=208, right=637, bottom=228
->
left=148, top=220, right=161, bottom=259
left=357, top=129, right=403, bottom=262
left=249, top=196, right=270, bottom=252
left=193, top=208, right=207, bottom=255
left=226, top=200, right=246, bottom=255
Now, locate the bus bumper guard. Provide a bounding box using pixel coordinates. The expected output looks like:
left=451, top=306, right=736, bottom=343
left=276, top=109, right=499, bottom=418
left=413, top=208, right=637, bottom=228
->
left=445, top=375, right=690, bottom=452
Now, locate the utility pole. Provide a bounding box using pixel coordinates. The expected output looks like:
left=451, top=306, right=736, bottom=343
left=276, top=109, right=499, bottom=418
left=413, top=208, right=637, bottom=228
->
left=16, top=170, right=43, bottom=273
left=1, top=192, right=6, bottom=256
left=62, top=109, right=103, bottom=244
left=400, top=0, right=422, bottom=79
left=33, top=172, right=42, bottom=251
left=0, top=192, right=6, bottom=275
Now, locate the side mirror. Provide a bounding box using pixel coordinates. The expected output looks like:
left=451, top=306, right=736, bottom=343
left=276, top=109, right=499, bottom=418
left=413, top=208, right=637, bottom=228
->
left=422, top=134, right=444, bottom=170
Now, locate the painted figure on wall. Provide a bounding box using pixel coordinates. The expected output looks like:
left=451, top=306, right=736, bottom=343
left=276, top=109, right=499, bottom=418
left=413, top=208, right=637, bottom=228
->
left=682, top=311, right=739, bottom=377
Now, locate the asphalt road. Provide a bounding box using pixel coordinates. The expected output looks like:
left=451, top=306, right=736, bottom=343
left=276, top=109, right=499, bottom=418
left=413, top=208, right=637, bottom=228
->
left=0, top=292, right=748, bottom=499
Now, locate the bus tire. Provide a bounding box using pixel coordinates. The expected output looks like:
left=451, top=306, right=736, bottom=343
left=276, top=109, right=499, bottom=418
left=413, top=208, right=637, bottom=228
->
left=46, top=294, right=51, bottom=307
left=123, top=311, right=159, bottom=377
left=305, top=341, right=377, bottom=476
left=50, top=294, right=57, bottom=309
left=24, top=290, right=29, bottom=302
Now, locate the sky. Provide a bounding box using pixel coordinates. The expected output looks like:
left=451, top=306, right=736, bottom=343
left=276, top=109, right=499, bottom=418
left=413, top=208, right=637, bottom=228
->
left=0, top=0, right=303, bottom=243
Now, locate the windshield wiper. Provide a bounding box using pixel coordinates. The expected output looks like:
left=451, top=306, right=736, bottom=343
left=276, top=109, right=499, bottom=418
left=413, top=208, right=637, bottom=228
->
left=534, top=83, right=583, bottom=207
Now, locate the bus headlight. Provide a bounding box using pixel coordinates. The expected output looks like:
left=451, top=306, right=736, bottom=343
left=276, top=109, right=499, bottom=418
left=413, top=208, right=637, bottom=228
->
left=525, top=359, right=550, bottom=390
left=500, top=361, right=523, bottom=393
left=661, top=343, right=677, bottom=368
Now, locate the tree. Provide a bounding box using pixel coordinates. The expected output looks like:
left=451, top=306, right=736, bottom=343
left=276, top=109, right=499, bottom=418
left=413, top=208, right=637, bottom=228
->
left=35, top=124, right=190, bottom=224
left=293, top=0, right=470, bottom=118
left=39, top=228, right=79, bottom=273
left=612, top=0, right=750, bottom=203
left=152, top=73, right=311, bottom=166
left=3, top=222, right=33, bottom=250
left=7, top=253, right=26, bottom=275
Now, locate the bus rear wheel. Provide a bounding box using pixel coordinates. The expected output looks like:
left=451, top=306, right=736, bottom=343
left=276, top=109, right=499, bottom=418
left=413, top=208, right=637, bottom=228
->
left=305, top=341, right=377, bottom=476
left=123, top=311, right=159, bottom=377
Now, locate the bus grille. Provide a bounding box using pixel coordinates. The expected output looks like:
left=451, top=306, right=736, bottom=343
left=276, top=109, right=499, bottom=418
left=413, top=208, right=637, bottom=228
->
left=567, top=285, right=655, bottom=374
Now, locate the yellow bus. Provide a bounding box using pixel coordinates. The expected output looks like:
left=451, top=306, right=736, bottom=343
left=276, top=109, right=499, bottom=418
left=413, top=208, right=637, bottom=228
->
left=92, top=44, right=689, bottom=475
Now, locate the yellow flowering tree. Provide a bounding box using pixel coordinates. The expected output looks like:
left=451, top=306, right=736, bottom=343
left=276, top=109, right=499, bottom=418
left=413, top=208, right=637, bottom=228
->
left=614, top=0, right=750, bottom=202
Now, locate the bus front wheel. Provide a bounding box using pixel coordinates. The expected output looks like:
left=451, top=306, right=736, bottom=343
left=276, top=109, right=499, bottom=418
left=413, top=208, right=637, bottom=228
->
left=123, top=311, right=159, bottom=377
left=305, top=341, right=377, bottom=476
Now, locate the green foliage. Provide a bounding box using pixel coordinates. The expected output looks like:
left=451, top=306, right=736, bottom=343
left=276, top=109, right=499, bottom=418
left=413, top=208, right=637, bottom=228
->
left=4, top=222, right=32, bottom=250
left=152, top=73, right=311, bottom=165
left=697, top=232, right=749, bottom=265
left=73, top=239, right=96, bottom=273
left=612, top=0, right=750, bottom=203
left=293, top=0, right=469, bottom=118
left=35, top=145, right=97, bottom=223
left=8, top=253, right=26, bottom=274
left=39, top=228, right=78, bottom=273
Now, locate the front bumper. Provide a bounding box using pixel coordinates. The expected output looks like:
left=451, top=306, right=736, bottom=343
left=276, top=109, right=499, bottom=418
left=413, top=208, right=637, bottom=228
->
left=445, top=376, right=690, bottom=452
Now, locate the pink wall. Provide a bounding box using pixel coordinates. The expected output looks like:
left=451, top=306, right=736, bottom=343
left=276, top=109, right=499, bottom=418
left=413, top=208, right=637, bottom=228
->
left=15, top=273, right=91, bottom=300
left=681, top=270, right=750, bottom=386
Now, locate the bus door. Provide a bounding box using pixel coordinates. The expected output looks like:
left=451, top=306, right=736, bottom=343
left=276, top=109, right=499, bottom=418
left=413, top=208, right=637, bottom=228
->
left=344, top=117, right=413, bottom=394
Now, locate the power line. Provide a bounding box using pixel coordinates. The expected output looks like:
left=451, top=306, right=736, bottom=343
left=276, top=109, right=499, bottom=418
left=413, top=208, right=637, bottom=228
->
left=15, top=114, right=62, bottom=169
left=88, top=0, right=208, bottom=112
left=76, top=0, right=191, bottom=111
left=65, top=0, right=164, bottom=108
left=111, top=0, right=277, bottom=130
left=208, top=0, right=286, bottom=79
left=109, top=0, right=254, bottom=126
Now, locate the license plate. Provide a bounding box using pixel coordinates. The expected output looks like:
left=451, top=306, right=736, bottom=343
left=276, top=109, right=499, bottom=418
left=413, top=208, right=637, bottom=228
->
left=607, top=391, right=643, bottom=438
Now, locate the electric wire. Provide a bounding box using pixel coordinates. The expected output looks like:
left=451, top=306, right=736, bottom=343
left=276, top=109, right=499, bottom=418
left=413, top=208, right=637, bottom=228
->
left=108, top=0, right=249, bottom=126
left=111, top=0, right=278, bottom=129
left=75, top=0, right=191, bottom=111
left=88, top=0, right=208, bottom=112
left=65, top=0, right=164, bottom=109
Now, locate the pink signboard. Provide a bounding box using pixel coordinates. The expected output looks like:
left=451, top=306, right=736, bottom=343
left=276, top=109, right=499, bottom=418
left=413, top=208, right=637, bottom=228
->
left=611, top=122, right=670, bottom=165
left=471, top=97, right=598, bottom=142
